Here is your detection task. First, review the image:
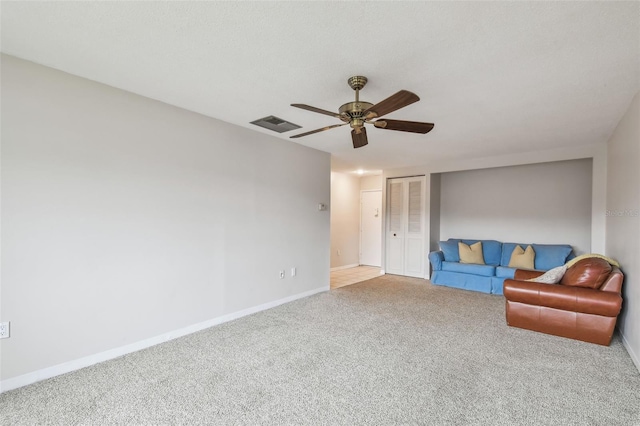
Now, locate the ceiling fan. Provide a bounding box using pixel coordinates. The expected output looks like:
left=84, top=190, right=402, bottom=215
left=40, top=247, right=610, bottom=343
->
left=290, top=76, right=434, bottom=149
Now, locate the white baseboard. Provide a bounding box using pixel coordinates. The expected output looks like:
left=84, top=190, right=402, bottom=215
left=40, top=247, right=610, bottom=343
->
left=330, top=263, right=359, bottom=271
left=0, top=286, right=327, bottom=393
left=620, top=330, right=640, bottom=373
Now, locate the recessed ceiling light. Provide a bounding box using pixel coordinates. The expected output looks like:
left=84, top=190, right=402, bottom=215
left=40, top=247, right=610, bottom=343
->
left=356, top=169, right=364, bottom=175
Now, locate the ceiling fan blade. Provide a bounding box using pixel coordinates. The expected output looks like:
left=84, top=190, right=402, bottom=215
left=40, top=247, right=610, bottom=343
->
left=362, top=90, right=420, bottom=120
left=373, top=119, right=434, bottom=134
left=351, top=127, right=368, bottom=149
left=290, top=123, right=347, bottom=139
left=291, top=103, right=341, bottom=119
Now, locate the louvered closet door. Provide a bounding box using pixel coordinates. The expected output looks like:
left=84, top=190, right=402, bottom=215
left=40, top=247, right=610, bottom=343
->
left=386, top=176, right=425, bottom=278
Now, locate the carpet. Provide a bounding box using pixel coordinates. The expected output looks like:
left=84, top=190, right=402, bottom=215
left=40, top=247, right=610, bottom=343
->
left=2, top=275, right=639, bottom=425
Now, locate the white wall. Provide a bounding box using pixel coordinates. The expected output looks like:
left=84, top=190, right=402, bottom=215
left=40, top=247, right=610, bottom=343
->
left=606, top=91, right=640, bottom=371
left=0, top=55, right=331, bottom=384
left=439, top=159, right=593, bottom=254
left=330, top=172, right=360, bottom=268
left=360, top=175, right=382, bottom=192
left=360, top=175, right=382, bottom=268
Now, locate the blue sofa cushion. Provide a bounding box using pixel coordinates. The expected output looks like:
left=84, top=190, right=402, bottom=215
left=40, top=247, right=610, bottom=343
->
left=495, top=266, right=516, bottom=279
left=439, top=241, right=460, bottom=262
left=442, top=261, right=496, bottom=277
left=447, top=239, right=502, bottom=266
left=532, top=244, right=573, bottom=271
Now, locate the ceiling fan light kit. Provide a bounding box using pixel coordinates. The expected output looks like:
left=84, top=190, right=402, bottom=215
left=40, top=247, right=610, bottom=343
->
left=291, top=76, right=434, bottom=148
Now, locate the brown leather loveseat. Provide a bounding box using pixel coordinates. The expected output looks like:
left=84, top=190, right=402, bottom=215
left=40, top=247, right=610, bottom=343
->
left=503, top=258, right=623, bottom=345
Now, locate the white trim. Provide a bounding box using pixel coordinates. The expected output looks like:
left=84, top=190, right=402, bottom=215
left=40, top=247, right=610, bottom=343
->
left=330, top=263, right=359, bottom=272
left=0, top=286, right=327, bottom=393
left=621, top=331, right=640, bottom=373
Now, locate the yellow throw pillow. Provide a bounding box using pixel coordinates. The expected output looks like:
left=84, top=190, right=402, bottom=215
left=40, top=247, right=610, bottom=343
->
left=458, top=242, right=485, bottom=265
left=508, top=245, right=536, bottom=269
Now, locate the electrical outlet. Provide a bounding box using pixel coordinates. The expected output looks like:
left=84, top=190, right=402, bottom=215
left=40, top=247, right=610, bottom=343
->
left=279, top=270, right=285, bottom=279
left=291, top=267, right=297, bottom=277
left=0, top=322, right=10, bottom=339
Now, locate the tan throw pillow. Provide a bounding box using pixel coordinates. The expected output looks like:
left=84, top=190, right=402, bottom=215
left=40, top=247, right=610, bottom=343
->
left=458, top=242, right=485, bottom=265
left=508, top=245, right=536, bottom=269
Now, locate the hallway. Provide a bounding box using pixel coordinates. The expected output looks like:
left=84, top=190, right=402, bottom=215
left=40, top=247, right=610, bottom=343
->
left=330, top=265, right=382, bottom=289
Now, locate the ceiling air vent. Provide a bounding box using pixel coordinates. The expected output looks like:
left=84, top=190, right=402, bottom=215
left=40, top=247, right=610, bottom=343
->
left=250, top=115, right=301, bottom=133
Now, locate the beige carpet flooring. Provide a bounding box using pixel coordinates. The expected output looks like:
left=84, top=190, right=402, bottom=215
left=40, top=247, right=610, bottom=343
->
left=1, top=275, right=639, bottom=425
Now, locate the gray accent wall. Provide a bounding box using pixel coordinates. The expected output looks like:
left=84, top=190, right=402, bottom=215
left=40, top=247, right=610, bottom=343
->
left=429, top=174, right=441, bottom=252
left=439, top=159, right=593, bottom=255
left=606, top=91, right=640, bottom=371
left=0, top=55, right=331, bottom=381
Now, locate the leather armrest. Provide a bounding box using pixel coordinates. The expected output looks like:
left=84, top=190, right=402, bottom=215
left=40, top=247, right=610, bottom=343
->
left=600, top=268, right=623, bottom=293
left=503, top=279, right=622, bottom=317
left=514, top=269, right=545, bottom=280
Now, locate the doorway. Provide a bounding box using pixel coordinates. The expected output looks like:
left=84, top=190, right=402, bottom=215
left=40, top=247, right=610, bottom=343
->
left=360, top=190, right=382, bottom=267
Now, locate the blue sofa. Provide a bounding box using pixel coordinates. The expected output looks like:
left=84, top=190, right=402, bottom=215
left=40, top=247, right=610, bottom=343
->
left=428, top=239, right=574, bottom=295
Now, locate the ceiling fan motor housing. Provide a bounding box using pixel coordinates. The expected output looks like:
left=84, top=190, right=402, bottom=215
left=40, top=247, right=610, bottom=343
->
left=339, top=101, right=374, bottom=125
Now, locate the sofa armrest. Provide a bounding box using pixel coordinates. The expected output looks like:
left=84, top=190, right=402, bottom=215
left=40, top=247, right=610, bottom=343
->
left=514, top=269, right=545, bottom=280
left=600, top=268, right=623, bottom=293
left=503, top=279, right=622, bottom=317
left=428, top=251, right=444, bottom=271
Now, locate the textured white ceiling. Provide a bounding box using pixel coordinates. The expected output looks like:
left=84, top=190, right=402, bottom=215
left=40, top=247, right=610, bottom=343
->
left=2, top=2, right=638, bottom=172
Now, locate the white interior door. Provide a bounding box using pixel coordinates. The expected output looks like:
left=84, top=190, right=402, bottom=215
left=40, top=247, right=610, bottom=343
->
left=360, top=190, right=382, bottom=267
left=386, top=176, right=425, bottom=278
